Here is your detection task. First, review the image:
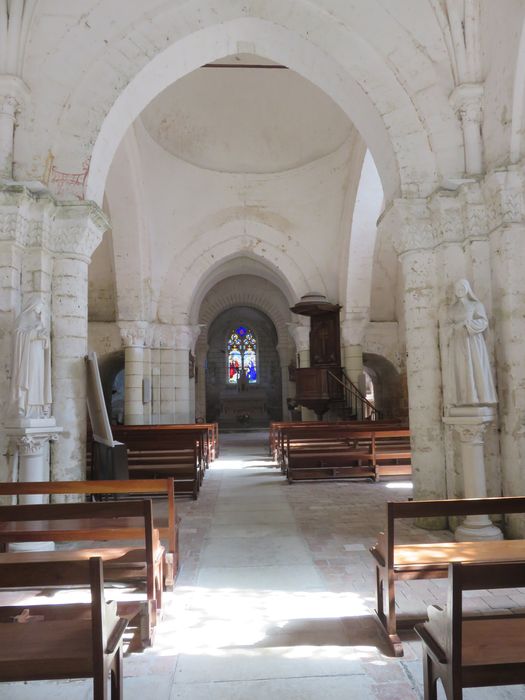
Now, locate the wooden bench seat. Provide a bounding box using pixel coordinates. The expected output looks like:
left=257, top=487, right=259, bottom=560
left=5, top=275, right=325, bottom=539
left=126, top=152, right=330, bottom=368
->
left=285, top=430, right=376, bottom=482
left=0, top=478, right=179, bottom=584
left=0, top=499, right=163, bottom=646
left=0, top=557, right=127, bottom=699
left=415, top=560, right=525, bottom=699
left=370, top=495, right=525, bottom=657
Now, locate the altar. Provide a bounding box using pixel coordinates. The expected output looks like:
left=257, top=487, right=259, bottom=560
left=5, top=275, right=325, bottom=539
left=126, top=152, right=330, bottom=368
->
left=218, top=386, right=269, bottom=428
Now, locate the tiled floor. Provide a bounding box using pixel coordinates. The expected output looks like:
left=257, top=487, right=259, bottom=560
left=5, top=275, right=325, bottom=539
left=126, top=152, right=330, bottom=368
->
left=2, top=430, right=524, bottom=699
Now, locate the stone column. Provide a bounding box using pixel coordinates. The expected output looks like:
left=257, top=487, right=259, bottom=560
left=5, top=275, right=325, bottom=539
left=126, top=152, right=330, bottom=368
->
left=443, top=407, right=502, bottom=541
left=287, top=321, right=316, bottom=421
left=7, top=429, right=61, bottom=551
left=158, top=325, right=175, bottom=424
left=450, top=83, right=484, bottom=176
left=386, top=200, right=447, bottom=518
left=0, top=76, right=29, bottom=181
left=150, top=327, right=161, bottom=423
left=119, top=322, right=148, bottom=426
left=484, top=170, right=525, bottom=536
left=50, top=202, right=108, bottom=482
left=195, top=341, right=208, bottom=422
left=341, top=311, right=368, bottom=419
left=173, top=324, right=203, bottom=423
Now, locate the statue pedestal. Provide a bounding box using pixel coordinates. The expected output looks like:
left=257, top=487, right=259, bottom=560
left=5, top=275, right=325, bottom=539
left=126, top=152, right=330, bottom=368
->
left=5, top=420, right=63, bottom=552
left=443, top=406, right=502, bottom=542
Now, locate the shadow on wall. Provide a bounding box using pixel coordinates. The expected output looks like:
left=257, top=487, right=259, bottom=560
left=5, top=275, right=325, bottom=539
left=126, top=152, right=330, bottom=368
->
left=363, top=353, right=405, bottom=420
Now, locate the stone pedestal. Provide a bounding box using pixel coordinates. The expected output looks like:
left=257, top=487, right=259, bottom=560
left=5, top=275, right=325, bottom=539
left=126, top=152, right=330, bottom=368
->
left=6, top=421, right=63, bottom=551
left=443, top=406, right=502, bottom=541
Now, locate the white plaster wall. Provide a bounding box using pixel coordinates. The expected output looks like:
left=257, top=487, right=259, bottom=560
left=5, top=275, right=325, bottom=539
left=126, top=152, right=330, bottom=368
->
left=88, top=322, right=122, bottom=358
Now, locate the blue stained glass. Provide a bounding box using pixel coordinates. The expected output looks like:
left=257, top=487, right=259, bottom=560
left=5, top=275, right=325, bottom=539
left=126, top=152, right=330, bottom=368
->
left=227, top=326, right=257, bottom=384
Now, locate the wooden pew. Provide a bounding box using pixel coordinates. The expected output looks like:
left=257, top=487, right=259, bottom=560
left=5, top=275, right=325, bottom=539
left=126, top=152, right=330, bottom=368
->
left=415, top=561, right=525, bottom=700
left=0, top=478, right=179, bottom=585
left=373, top=429, right=411, bottom=478
left=286, top=430, right=376, bottom=482
left=370, top=495, right=525, bottom=656
left=269, top=420, right=403, bottom=463
left=273, top=421, right=408, bottom=473
left=110, top=426, right=207, bottom=499
left=0, top=556, right=127, bottom=699
left=0, top=499, right=163, bottom=646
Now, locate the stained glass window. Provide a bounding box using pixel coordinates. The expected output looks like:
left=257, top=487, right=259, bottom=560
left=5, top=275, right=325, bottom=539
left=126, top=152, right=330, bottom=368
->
left=227, top=326, right=257, bottom=384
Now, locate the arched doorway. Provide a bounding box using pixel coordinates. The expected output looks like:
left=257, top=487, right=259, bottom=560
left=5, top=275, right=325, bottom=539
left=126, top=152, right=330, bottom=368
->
left=206, top=306, right=282, bottom=428
left=363, top=352, right=405, bottom=420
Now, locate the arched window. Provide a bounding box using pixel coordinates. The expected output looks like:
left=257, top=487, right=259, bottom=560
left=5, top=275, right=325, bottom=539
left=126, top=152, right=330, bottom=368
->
left=227, top=326, right=257, bottom=384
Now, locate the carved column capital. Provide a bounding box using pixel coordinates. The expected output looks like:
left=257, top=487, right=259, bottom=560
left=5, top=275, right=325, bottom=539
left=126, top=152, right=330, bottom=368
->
left=341, top=311, right=368, bottom=346
left=7, top=427, right=61, bottom=457
left=0, top=75, right=30, bottom=114
left=449, top=83, right=484, bottom=123
left=287, top=322, right=310, bottom=353
left=119, top=321, right=149, bottom=348
left=172, top=324, right=204, bottom=352
left=381, top=198, right=436, bottom=257
left=429, top=190, right=464, bottom=245
left=50, top=201, right=109, bottom=261
left=483, top=168, right=525, bottom=232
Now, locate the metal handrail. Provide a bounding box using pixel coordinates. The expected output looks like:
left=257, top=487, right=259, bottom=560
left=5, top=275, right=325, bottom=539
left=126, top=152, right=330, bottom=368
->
left=327, top=369, right=381, bottom=421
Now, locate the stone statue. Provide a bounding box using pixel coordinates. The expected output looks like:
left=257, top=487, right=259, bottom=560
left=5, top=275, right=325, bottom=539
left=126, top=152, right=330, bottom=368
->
left=10, top=296, right=52, bottom=418
left=445, top=279, right=497, bottom=406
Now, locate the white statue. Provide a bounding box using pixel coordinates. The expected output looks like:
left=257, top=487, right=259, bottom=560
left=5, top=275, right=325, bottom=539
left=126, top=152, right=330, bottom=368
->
left=10, top=296, right=52, bottom=418
left=445, top=279, right=497, bottom=406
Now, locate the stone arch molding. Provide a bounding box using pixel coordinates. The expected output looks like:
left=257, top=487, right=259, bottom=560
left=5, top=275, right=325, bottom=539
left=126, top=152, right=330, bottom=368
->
left=42, top=4, right=464, bottom=205
left=196, top=274, right=293, bottom=362
left=157, top=214, right=324, bottom=324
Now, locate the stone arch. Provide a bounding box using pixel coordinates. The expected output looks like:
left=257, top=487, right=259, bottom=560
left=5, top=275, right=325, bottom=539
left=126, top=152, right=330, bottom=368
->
left=158, top=214, right=322, bottom=324
left=194, top=273, right=293, bottom=420
left=197, top=274, right=292, bottom=356
left=510, top=13, right=525, bottom=164
left=363, top=352, right=405, bottom=420
left=28, top=4, right=463, bottom=204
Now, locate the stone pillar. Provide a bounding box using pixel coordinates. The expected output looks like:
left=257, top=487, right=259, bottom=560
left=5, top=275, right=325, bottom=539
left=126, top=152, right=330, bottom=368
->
left=450, top=83, right=484, bottom=176
left=287, top=321, right=316, bottom=421
left=158, top=325, right=175, bottom=424
left=173, top=324, right=203, bottom=423
left=0, top=76, right=29, bottom=181
left=484, top=170, right=525, bottom=536
left=443, top=407, right=502, bottom=541
left=195, top=342, right=208, bottom=422
left=7, top=429, right=62, bottom=551
left=341, top=312, right=368, bottom=419
left=119, top=322, right=148, bottom=426
left=142, top=343, right=152, bottom=424
left=386, top=200, right=447, bottom=519
left=150, top=331, right=161, bottom=423
left=50, top=202, right=108, bottom=482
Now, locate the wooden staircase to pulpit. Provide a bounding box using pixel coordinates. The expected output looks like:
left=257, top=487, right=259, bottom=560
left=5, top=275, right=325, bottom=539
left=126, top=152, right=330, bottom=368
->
left=290, top=295, right=379, bottom=421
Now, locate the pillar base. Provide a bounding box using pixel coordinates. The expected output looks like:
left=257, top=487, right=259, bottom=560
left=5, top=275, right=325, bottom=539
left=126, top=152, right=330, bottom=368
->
left=455, top=522, right=503, bottom=542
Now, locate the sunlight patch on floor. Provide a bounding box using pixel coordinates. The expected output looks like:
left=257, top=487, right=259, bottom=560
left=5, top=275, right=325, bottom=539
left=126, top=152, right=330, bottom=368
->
left=154, top=586, right=370, bottom=657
